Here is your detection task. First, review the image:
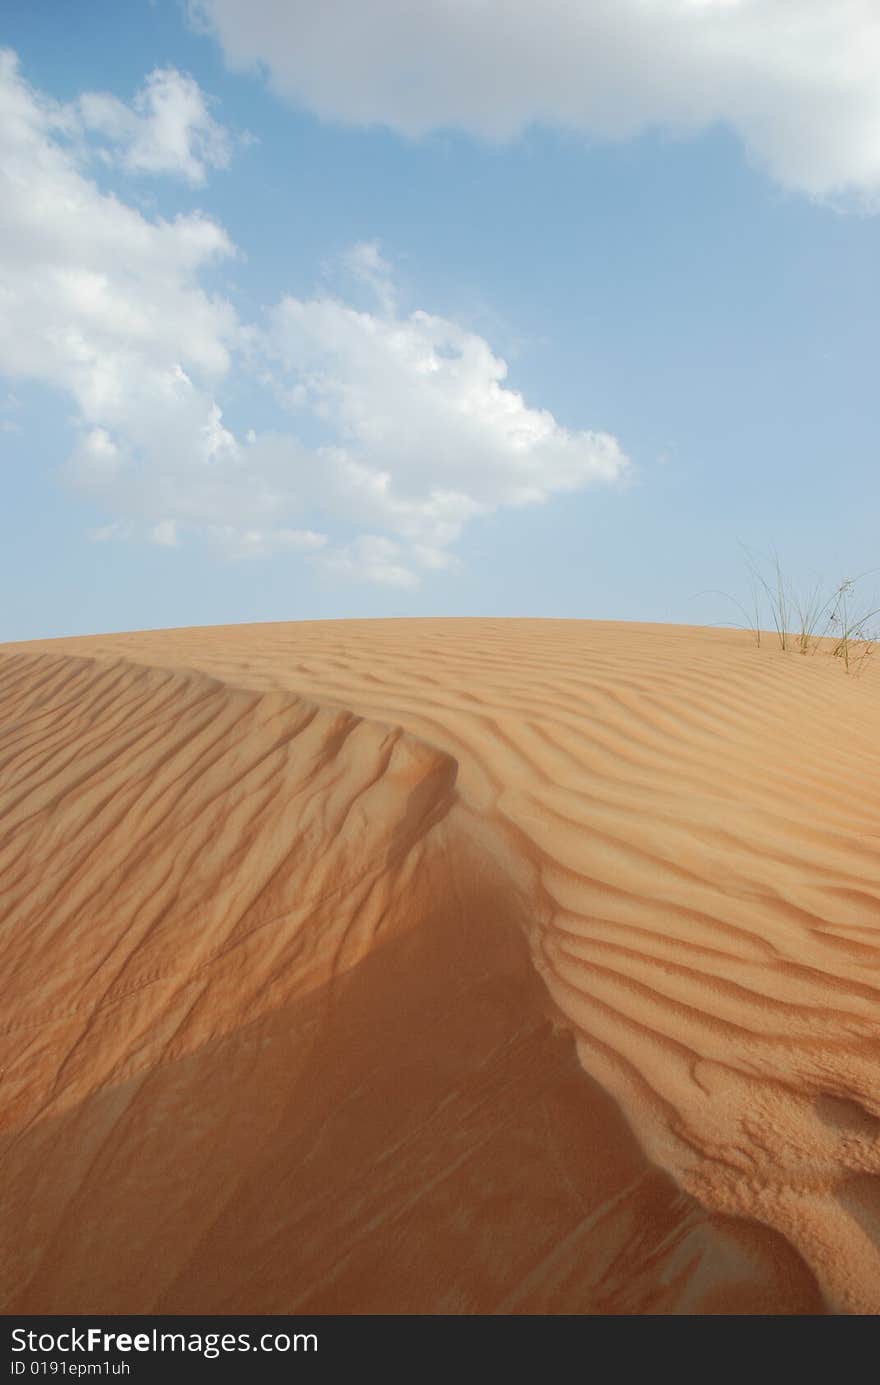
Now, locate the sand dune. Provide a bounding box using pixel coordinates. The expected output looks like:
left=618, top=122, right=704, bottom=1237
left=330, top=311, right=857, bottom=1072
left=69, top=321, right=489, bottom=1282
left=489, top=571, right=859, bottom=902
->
left=3, top=618, right=879, bottom=1313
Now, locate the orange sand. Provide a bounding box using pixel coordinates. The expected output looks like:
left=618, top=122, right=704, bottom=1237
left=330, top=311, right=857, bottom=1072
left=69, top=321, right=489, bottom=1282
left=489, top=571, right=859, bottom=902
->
left=2, top=618, right=879, bottom=1313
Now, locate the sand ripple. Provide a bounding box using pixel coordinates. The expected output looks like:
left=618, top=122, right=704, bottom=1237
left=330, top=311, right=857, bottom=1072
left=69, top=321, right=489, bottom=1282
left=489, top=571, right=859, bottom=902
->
left=3, top=619, right=878, bottom=1312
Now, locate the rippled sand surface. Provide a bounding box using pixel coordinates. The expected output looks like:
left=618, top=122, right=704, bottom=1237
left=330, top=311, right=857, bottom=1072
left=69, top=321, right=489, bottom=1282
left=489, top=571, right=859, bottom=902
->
left=3, top=618, right=878, bottom=1313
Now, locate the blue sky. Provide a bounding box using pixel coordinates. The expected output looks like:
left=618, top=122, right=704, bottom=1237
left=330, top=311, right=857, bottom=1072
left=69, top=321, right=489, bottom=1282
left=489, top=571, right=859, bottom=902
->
left=2, top=0, right=878, bottom=640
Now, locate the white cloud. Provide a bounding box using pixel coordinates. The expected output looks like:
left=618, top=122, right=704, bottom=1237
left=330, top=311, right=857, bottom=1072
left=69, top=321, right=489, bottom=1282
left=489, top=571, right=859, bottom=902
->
left=264, top=289, right=627, bottom=557
left=0, top=51, right=628, bottom=587
left=0, top=49, right=255, bottom=542
left=190, top=0, right=880, bottom=204
left=323, top=535, right=421, bottom=589
left=78, top=66, right=232, bottom=186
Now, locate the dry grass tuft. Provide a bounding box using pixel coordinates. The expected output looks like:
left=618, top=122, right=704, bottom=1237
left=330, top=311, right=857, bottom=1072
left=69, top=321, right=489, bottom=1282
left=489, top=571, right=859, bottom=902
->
left=701, top=547, right=879, bottom=673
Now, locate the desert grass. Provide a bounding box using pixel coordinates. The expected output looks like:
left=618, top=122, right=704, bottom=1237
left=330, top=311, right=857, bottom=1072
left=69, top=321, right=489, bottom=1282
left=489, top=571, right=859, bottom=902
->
left=825, top=576, right=880, bottom=673
left=702, top=547, right=880, bottom=673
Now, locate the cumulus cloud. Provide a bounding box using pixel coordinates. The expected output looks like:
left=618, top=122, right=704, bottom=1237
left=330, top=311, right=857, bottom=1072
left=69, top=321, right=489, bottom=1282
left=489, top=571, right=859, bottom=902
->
left=0, top=49, right=253, bottom=541
left=77, top=66, right=232, bottom=185
left=265, top=278, right=626, bottom=554
left=190, top=0, right=880, bottom=204
left=0, top=52, right=628, bottom=587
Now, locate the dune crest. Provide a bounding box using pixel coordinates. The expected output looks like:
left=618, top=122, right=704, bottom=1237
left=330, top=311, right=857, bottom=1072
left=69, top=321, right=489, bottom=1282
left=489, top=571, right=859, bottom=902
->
left=3, top=618, right=879, bottom=1312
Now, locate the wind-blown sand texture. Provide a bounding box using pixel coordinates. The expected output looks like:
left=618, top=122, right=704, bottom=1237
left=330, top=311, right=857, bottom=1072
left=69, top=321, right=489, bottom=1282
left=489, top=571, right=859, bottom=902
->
left=2, top=618, right=879, bottom=1314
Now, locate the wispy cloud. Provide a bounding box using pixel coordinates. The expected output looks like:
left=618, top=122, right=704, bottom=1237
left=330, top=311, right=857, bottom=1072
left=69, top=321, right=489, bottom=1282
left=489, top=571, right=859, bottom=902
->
left=341, top=240, right=397, bottom=315
left=148, top=519, right=180, bottom=548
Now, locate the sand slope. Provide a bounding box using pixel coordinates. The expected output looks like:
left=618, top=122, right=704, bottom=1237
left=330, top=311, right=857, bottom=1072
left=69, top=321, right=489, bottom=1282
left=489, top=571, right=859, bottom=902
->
left=3, top=618, right=879, bottom=1312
